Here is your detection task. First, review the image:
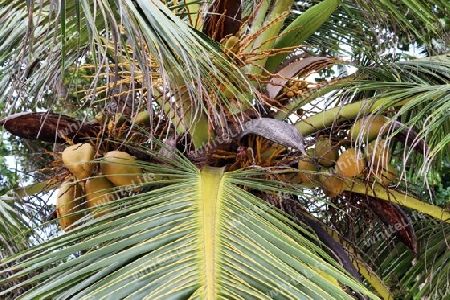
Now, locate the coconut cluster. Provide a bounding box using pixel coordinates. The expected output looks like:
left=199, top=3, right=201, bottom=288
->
left=56, top=144, right=146, bottom=231
left=352, top=115, right=398, bottom=186
left=297, top=115, right=398, bottom=197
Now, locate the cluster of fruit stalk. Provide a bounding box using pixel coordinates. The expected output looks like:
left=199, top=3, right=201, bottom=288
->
left=299, top=115, right=397, bottom=197
left=57, top=143, right=151, bottom=231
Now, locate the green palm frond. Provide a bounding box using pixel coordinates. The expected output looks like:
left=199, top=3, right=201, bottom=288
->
left=282, top=0, right=448, bottom=65
left=0, top=0, right=253, bottom=136
left=0, top=195, right=29, bottom=254
left=0, top=154, right=377, bottom=299
left=361, top=216, right=450, bottom=299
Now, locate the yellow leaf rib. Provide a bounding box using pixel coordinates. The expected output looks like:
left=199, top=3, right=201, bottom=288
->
left=346, top=181, right=450, bottom=223
left=198, top=166, right=225, bottom=299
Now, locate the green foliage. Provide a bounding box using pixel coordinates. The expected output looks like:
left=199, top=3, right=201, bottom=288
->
left=428, top=159, right=450, bottom=205
left=0, top=134, right=18, bottom=194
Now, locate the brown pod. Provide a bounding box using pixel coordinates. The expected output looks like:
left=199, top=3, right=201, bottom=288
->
left=335, top=148, right=366, bottom=178
left=85, top=177, right=116, bottom=217
left=101, top=151, right=143, bottom=187
left=56, top=180, right=84, bottom=231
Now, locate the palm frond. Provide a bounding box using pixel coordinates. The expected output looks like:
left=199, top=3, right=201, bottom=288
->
left=364, top=216, right=450, bottom=299
left=0, top=195, right=29, bottom=254
left=0, top=0, right=254, bottom=138
left=0, top=153, right=377, bottom=299
left=295, top=0, right=449, bottom=63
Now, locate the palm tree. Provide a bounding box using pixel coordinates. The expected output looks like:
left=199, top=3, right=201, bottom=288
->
left=1, top=0, right=449, bottom=298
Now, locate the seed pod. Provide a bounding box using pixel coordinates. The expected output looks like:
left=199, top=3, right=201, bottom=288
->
left=318, top=172, right=346, bottom=198
left=101, top=151, right=143, bottom=187
left=365, top=139, right=392, bottom=170
left=298, top=157, right=318, bottom=185
left=335, top=148, right=366, bottom=178
left=315, top=138, right=339, bottom=167
left=350, top=115, right=389, bottom=142
left=62, top=143, right=96, bottom=180
left=85, top=177, right=116, bottom=217
left=56, top=180, right=84, bottom=231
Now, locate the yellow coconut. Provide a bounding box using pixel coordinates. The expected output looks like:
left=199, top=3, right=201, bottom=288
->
left=364, top=139, right=392, bottom=170
left=56, top=180, right=84, bottom=231
left=318, top=172, right=346, bottom=198
left=62, top=143, right=96, bottom=180
left=101, top=151, right=143, bottom=187
left=283, top=172, right=303, bottom=185
left=107, top=113, right=126, bottom=132
left=85, top=177, right=116, bottom=217
left=314, top=138, right=339, bottom=167
left=335, top=148, right=366, bottom=178
left=298, top=157, right=319, bottom=185
left=372, top=164, right=398, bottom=186
left=222, top=35, right=240, bottom=54
left=349, top=115, right=388, bottom=142
left=94, top=111, right=105, bottom=123
left=134, top=110, right=150, bottom=125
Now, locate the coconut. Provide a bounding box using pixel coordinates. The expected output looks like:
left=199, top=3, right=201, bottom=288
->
left=56, top=180, right=84, bottom=231
left=365, top=139, right=392, bottom=170
left=318, top=172, right=346, bottom=198
left=335, top=148, right=366, bottom=178
left=350, top=115, right=388, bottom=142
left=101, top=151, right=143, bottom=187
left=222, top=35, right=240, bottom=54
left=85, top=177, right=116, bottom=217
left=134, top=110, right=150, bottom=125
left=298, top=157, right=318, bottom=185
left=372, top=164, right=398, bottom=186
left=314, top=138, right=339, bottom=167
left=62, top=143, right=96, bottom=180
left=107, top=113, right=126, bottom=132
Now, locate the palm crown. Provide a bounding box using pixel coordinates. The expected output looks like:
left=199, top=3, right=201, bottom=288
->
left=0, top=0, right=449, bottom=299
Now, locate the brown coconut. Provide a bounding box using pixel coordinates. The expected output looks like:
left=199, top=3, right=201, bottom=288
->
left=62, top=143, right=96, bottom=180
left=85, top=177, right=116, bottom=217
left=335, top=148, right=366, bottom=178
left=365, top=139, right=392, bottom=170
left=318, top=172, right=346, bottom=198
left=314, top=138, right=339, bottom=167
left=101, top=151, right=143, bottom=187
left=349, top=115, right=388, bottom=142
left=56, top=180, right=84, bottom=231
left=134, top=110, right=150, bottom=125
left=298, top=157, right=319, bottom=185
